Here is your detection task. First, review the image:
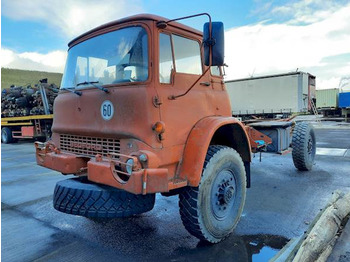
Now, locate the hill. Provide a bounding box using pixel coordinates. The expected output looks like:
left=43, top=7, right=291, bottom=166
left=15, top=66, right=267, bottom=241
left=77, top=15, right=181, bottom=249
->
left=1, top=68, right=63, bottom=89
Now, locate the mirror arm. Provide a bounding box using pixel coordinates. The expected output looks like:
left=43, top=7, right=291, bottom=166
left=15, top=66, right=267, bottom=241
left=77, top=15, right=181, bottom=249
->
left=157, top=13, right=212, bottom=30
left=223, top=63, right=228, bottom=76
left=167, top=12, right=211, bottom=24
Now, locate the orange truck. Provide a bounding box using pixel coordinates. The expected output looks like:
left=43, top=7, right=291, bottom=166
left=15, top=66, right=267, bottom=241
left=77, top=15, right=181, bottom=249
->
left=35, top=14, right=316, bottom=243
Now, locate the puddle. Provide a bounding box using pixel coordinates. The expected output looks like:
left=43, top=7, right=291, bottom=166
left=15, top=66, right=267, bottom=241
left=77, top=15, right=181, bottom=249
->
left=316, top=147, right=347, bottom=156
left=243, top=235, right=289, bottom=261
left=170, top=234, right=289, bottom=262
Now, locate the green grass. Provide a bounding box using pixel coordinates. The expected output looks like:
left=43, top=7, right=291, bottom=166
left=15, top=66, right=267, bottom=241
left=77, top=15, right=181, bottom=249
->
left=1, top=68, right=63, bottom=89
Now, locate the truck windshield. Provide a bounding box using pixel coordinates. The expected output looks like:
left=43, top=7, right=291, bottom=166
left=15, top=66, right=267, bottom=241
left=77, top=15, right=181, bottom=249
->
left=61, top=26, right=148, bottom=89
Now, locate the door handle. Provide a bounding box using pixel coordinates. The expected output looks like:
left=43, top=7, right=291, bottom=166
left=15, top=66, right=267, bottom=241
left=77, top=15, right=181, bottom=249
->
left=200, top=82, right=211, bottom=86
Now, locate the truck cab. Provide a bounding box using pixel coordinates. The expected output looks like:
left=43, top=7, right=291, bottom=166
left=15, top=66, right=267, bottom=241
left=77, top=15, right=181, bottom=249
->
left=37, top=14, right=250, bottom=194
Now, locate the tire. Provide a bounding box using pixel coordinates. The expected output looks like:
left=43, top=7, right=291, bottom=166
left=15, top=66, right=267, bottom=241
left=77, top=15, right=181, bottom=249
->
left=1, top=127, right=14, bottom=144
left=179, top=145, right=247, bottom=243
left=53, top=177, right=155, bottom=218
left=292, top=122, right=316, bottom=171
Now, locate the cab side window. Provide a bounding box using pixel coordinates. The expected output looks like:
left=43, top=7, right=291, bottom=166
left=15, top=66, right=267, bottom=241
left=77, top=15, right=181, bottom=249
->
left=172, top=35, right=202, bottom=75
left=211, top=66, right=221, bottom=77
left=159, top=33, right=174, bottom=84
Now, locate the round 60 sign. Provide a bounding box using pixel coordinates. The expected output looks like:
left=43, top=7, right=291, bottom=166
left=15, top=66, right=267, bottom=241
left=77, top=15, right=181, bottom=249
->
left=100, top=100, right=114, bottom=121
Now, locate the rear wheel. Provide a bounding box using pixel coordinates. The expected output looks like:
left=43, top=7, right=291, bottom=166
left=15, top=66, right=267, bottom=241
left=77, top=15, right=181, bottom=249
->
left=292, top=122, right=316, bottom=171
left=179, top=145, right=246, bottom=243
left=1, top=127, right=14, bottom=144
left=53, top=177, right=156, bottom=218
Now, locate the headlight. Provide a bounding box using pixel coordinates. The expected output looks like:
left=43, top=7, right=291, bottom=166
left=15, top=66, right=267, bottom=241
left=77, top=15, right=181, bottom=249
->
left=126, top=158, right=134, bottom=175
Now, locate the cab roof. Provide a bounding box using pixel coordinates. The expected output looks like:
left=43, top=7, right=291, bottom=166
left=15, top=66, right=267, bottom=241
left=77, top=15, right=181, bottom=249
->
left=68, top=14, right=203, bottom=47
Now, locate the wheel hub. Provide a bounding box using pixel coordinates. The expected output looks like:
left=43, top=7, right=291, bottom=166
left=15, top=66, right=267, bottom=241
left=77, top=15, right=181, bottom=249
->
left=211, top=169, right=237, bottom=220
left=223, top=186, right=235, bottom=204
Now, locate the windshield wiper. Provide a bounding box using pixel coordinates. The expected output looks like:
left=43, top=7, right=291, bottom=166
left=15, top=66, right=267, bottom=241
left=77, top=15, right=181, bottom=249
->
left=62, top=87, right=82, bottom=96
left=76, top=81, right=109, bottom=93
left=76, top=81, right=99, bottom=86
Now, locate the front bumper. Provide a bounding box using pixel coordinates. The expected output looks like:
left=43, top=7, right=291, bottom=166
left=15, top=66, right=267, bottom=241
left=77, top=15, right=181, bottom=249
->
left=35, top=142, right=186, bottom=194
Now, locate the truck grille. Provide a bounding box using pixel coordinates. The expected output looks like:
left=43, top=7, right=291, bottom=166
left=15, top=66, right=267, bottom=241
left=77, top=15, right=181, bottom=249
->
left=59, top=134, right=120, bottom=159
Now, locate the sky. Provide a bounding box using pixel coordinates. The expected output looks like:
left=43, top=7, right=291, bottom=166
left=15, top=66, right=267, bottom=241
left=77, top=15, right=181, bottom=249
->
left=1, top=0, right=350, bottom=89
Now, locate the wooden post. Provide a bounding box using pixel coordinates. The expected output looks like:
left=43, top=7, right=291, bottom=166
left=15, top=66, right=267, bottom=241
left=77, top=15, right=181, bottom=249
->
left=271, top=191, right=350, bottom=262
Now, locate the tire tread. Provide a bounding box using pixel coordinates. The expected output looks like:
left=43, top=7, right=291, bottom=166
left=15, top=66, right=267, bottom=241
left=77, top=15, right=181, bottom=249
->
left=292, top=122, right=315, bottom=171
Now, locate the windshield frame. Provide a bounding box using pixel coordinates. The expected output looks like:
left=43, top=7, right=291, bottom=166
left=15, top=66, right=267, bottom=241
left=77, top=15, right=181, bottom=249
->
left=61, top=22, right=152, bottom=90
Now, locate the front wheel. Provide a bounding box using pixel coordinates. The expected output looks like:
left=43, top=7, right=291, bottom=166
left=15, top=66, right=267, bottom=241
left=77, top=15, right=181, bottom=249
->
left=179, top=145, right=247, bottom=243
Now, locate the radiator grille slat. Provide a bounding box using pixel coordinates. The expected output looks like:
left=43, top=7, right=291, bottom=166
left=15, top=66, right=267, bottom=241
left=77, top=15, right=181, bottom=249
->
left=59, top=134, right=120, bottom=159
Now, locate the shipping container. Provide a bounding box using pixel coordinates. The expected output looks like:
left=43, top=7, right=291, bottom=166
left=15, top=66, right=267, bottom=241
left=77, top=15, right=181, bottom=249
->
left=225, top=72, right=316, bottom=117
left=316, top=88, right=339, bottom=109
left=339, top=92, right=350, bottom=108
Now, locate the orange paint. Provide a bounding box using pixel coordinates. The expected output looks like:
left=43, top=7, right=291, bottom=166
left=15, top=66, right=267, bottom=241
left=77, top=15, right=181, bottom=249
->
left=35, top=14, right=252, bottom=194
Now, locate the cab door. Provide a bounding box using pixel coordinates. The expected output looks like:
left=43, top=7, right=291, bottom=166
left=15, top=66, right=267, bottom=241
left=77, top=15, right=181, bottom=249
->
left=155, top=29, right=217, bottom=148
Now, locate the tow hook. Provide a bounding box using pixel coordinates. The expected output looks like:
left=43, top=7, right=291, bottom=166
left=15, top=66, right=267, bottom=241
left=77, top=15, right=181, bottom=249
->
left=35, top=141, right=60, bottom=154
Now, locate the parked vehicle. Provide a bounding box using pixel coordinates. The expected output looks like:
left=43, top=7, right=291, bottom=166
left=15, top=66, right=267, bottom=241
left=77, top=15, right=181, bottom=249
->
left=225, top=72, right=316, bottom=119
left=316, top=87, right=350, bottom=120
left=339, top=92, right=350, bottom=121
left=316, top=88, right=341, bottom=117
left=35, top=14, right=316, bottom=243
left=1, top=80, right=56, bottom=143
left=339, top=92, right=350, bottom=108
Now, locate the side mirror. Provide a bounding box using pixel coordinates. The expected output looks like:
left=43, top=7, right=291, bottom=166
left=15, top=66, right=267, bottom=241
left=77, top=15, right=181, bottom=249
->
left=203, top=22, right=224, bottom=66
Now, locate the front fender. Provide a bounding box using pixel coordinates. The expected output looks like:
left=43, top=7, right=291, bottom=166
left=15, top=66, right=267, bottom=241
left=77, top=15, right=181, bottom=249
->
left=178, top=116, right=251, bottom=187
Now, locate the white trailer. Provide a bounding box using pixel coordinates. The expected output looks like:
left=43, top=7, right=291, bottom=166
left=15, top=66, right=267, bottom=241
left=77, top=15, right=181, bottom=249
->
left=225, top=72, right=316, bottom=118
